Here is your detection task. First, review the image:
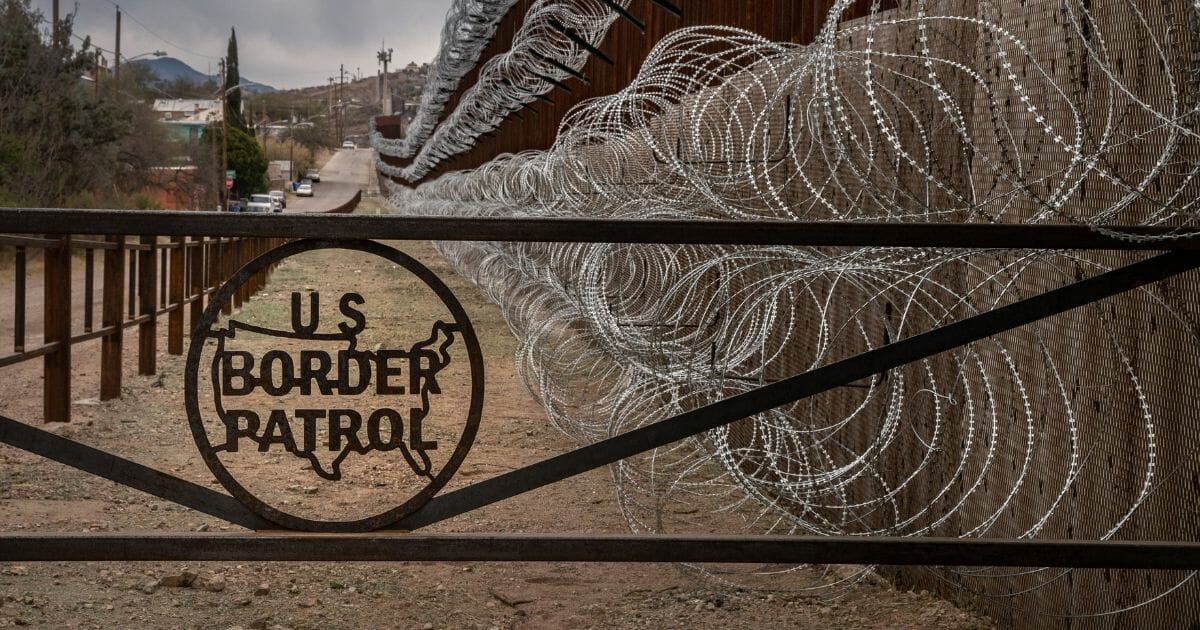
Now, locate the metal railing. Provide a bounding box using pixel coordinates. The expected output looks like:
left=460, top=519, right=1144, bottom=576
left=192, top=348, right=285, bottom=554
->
left=0, top=207, right=1196, bottom=570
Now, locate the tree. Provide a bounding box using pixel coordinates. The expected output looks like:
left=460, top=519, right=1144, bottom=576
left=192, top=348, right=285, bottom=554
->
left=205, top=125, right=266, bottom=198
left=0, top=0, right=131, bottom=205
left=224, top=28, right=247, bottom=133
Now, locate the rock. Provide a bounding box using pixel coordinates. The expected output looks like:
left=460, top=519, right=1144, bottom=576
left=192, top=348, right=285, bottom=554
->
left=489, top=589, right=534, bottom=608
left=254, top=583, right=270, bottom=596
left=4, top=566, right=28, bottom=576
left=422, top=624, right=433, bottom=630
left=301, top=486, right=319, bottom=495
left=297, top=597, right=321, bottom=609
left=705, top=602, right=716, bottom=612
left=140, top=581, right=158, bottom=595
left=196, top=524, right=210, bottom=532
left=155, top=572, right=198, bottom=589
left=235, top=597, right=252, bottom=607
left=199, top=574, right=226, bottom=593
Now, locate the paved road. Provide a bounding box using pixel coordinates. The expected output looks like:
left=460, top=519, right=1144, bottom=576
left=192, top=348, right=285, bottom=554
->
left=285, top=148, right=373, bottom=213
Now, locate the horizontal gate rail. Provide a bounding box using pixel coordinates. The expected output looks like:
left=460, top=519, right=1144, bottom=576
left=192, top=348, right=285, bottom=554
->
left=0, top=534, right=1197, bottom=568
left=2, top=209, right=1200, bottom=249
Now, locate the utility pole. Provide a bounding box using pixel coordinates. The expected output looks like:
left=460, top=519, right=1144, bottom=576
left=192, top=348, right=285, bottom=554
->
left=327, top=77, right=336, bottom=146
left=378, top=43, right=394, bottom=116
left=114, top=5, right=121, bottom=95
left=339, top=64, right=346, bottom=143
left=220, top=59, right=229, bottom=210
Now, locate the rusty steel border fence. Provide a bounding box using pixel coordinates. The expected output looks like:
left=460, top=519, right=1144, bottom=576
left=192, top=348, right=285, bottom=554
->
left=0, top=208, right=1197, bottom=570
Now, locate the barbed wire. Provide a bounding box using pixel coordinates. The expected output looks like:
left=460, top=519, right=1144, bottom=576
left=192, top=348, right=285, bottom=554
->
left=383, top=0, right=1200, bottom=614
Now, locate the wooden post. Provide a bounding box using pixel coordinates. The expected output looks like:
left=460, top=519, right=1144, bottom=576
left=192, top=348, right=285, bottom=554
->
left=43, top=236, right=71, bottom=423
left=168, top=237, right=185, bottom=355
left=138, top=236, right=157, bottom=376
left=101, top=236, right=125, bottom=400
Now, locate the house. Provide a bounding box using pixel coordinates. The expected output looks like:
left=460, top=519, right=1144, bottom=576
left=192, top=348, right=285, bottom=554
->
left=153, top=99, right=223, bottom=142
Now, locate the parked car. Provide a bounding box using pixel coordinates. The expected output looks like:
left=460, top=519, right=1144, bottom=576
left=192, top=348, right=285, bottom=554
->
left=269, top=190, right=286, bottom=211
left=296, top=181, right=314, bottom=197
left=226, top=200, right=243, bottom=213
left=247, top=194, right=274, bottom=213
left=305, top=169, right=321, bottom=183
left=342, top=140, right=356, bottom=150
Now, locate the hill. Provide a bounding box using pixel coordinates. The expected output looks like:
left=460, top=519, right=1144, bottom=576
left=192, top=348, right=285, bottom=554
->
left=131, top=57, right=276, bottom=94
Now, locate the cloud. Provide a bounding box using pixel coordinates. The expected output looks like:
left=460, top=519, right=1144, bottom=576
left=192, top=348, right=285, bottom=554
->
left=32, top=0, right=452, bottom=89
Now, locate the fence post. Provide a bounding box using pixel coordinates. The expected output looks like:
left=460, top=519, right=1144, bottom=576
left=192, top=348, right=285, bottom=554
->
left=101, top=236, right=125, bottom=400
left=189, top=237, right=204, bottom=332
left=14, top=246, right=25, bottom=354
left=233, top=238, right=246, bottom=308
left=43, top=236, right=71, bottom=423
left=222, top=239, right=234, bottom=315
left=138, top=236, right=157, bottom=376
left=168, top=237, right=185, bottom=355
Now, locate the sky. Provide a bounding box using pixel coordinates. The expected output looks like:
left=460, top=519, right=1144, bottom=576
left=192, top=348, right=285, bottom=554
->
left=30, top=0, right=453, bottom=89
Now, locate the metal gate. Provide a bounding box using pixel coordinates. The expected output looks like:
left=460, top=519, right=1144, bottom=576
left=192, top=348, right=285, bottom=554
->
left=0, top=207, right=1197, bottom=569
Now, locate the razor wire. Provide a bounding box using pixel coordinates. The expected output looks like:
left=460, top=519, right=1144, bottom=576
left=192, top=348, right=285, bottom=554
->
left=383, top=0, right=1200, bottom=614
left=376, top=0, right=632, bottom=181
left=369, top=0, right=517, bottom=160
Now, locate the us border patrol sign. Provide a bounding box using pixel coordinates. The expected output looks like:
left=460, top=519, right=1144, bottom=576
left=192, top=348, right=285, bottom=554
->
left=185, top=240, right=484, bottom=532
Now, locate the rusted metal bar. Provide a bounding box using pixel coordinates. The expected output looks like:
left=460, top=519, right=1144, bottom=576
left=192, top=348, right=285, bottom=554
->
left=1, top=210, right=1199, bottom=250
left=137, top=235, right=156, bottom=376
left=232, top=239, right=244, bottom=309
left=168, top=236, right=184, bottom=355
left=159, top=246, right=168, bottom=309
left=0, top=533, right=1195, bottom=569
left=127, top=251, right=136, bottom=319
left=71, top=325, right=118, bottom=346
left=100, top=236, right=125, bottom=401
left=0, top=343, right=59, bottom=369
left=549, top=19, right=615, bottom=65
left=0, top=414, right=269, bottom=529
left=189, top=237, right=205, bottom=331
left=0, top=235, right=62, bottom=248
left=597, top=0, right=646, bottom=31
left=42, top=236, right=71, bottom=423
left=397, top=250, right=1200, bottom=530
left=83, top=248, right=94, bottom=333
left=648, top=0, right=682, bottom=17
left=13, top=246, right=24, bottom=353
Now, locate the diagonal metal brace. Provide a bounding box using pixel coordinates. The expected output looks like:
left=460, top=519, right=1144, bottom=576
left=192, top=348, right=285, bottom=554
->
left=0, top=415, right=271, bottom=530
left=396, top=250, right=1200, bottom=530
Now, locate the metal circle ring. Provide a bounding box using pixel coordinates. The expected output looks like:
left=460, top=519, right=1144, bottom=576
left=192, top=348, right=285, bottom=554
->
left=184, top=239, right=484, bottom=532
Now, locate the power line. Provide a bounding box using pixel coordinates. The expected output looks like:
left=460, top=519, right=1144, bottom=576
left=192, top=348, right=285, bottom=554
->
left=96, top=0, right=220, bottom=60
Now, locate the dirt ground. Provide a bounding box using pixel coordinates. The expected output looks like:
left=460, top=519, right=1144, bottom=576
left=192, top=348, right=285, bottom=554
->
left=0, top=199, right=994, bottom=629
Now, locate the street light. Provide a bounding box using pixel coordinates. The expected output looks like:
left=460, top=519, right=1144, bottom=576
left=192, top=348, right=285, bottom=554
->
left=123, top=50, right=166, bottom=62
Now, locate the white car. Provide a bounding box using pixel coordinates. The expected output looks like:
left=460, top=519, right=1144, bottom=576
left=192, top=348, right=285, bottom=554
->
left=342, top=141, right=356, bottom=150
left=269, top=190, right=286, bottom=211
left=247, top=194, right=274, bottom=213
left=296, top=182, right=314, bottom=197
